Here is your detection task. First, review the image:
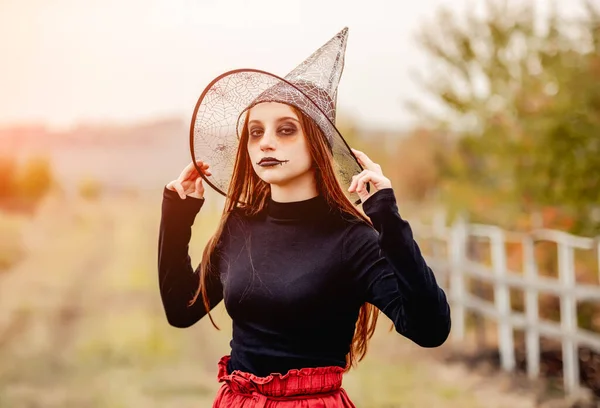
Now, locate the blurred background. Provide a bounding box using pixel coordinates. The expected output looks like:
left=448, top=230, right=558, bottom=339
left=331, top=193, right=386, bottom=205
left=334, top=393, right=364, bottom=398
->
left=1, top=0, right=600, bottom=406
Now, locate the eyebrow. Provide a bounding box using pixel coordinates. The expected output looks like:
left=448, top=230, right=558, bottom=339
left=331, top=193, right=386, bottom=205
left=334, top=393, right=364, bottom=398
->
left=248, top=116, right=300, bottom=125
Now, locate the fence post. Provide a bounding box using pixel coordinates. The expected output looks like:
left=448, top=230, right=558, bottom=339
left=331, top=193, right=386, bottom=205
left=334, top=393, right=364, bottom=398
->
left=522, top=235, right=540, bottom=379
left=491, top=229, right=515, bottom=372
left=596, top=238, right=600, bottom=284
left=557, top=242, right=579, bottom=395
left=449, top=214, right=468, bottom=344
left=468, top=237, right=487, bottom=350
left=432, top=209, right=449, bottom=289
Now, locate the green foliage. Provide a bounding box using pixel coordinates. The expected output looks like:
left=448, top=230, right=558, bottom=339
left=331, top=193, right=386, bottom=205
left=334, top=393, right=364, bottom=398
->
left=412, top=0, right=600, bottom=235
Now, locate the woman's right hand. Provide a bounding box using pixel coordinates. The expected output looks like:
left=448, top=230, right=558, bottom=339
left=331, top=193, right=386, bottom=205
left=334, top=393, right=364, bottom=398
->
left=166, top=160, right=211, bottom=200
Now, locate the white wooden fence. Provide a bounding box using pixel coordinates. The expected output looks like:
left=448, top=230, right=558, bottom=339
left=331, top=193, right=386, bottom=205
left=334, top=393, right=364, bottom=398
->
left=413, top=213, right=600, bottom=396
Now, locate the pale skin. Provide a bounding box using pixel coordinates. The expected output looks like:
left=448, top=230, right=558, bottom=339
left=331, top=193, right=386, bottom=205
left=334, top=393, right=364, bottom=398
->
left=167, top=102, right=392, bottom=203
left=246, top=102, right=317, bottom=203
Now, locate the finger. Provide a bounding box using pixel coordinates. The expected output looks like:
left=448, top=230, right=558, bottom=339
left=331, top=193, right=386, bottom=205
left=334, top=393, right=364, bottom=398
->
left=352, top=149, right=374, bottom=170
left=355, top=176, right=372, bottom=202
left=351, top=148, right=378, bottom=172
left=184, top=163, right=202, bottom=181
left=348, top=170, right=368, bottom=192
left=356, top=174, right=370, bottom=193
left=166, top=180, right=179, bottom=192
left=194, top=161, right=213, bottom=178
left=186, top=177, right=205, bottom=199
left=180, top=160, right=208, bottom=181
left=172, top=181, right=186, bottom=200
left=198, top=162, right=210, bottom=174
left=196, top=177, right=204, bottom=194
left=178, top=161, right=196, bottom=181
left=356, top=173, right=377, bottom=193
left=351, top=148, right=364, bottom=167
left=348, top=173, right=363, bottom=192
left=348, top=175, right=357, bottom=192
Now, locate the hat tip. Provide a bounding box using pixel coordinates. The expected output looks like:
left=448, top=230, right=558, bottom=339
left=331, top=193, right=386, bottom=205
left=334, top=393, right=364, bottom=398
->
left=337, top=27, right=349, bottom=41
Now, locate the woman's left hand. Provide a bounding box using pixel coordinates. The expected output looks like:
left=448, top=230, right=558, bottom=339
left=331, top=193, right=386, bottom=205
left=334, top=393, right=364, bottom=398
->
left=348, top=148, right=392, bottom=203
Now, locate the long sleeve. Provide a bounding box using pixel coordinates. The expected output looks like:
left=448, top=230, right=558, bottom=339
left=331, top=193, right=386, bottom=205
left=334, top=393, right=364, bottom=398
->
left=158, top=186, right=223, bottom=328
left=344, top=188, right=451, bottom=347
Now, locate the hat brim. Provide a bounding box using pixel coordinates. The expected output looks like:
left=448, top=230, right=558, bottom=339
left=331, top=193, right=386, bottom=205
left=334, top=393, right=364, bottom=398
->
left=189, top=68, right=366, bottom=205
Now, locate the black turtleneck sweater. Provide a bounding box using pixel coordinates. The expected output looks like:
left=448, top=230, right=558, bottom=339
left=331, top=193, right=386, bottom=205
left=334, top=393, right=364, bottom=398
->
left=158, top=187, right=451, bottom=377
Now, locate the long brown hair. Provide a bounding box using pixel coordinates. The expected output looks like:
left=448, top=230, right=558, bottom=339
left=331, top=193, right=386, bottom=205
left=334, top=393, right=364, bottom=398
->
left=189, top=104, right=380, bottom=370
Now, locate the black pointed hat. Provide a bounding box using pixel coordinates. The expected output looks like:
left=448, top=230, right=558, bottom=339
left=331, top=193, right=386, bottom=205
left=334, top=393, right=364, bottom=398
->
left=190, top=27, right=365, bottom=204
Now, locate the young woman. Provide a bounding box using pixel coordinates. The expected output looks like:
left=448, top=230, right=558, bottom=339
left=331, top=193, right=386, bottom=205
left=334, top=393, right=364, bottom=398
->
left=158, top=28, right=451, bottom=407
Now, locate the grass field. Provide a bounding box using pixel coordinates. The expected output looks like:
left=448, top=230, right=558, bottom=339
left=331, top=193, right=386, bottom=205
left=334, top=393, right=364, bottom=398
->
left=0, top=190, right=540, bottom=407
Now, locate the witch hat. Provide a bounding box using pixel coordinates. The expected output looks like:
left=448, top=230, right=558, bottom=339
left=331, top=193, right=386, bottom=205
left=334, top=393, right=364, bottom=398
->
left=190, top=27, right=365, bottom=204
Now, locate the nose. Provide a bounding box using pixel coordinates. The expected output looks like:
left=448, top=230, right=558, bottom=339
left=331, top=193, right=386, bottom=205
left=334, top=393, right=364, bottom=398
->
left=259, top=127, right=276, bottom=151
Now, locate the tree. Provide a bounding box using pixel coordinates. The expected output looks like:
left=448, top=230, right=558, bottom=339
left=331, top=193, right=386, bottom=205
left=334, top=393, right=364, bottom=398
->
left=388, top=128, right=448, bottom=202
left=410, top=0, right=600, bottom=234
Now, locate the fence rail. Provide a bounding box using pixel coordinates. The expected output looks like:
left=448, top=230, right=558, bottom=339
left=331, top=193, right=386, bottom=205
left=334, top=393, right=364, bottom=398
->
left=413, top=215, right=600, bottom=396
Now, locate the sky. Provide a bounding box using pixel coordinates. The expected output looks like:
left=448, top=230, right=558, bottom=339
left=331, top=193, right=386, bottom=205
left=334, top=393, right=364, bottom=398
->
left=0, top=0, right=586, bottom=131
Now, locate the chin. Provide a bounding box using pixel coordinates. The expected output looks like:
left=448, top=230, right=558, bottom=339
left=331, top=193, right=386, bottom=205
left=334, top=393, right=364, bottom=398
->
left=253, top=164, right=314, bottom=187
left=254, top=167, right=294, bottom=185
left=257, top=174, right=290, bottom=185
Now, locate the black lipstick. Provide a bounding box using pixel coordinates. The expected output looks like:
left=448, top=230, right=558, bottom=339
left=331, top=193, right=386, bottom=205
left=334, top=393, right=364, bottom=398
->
left=257, top=157, right=289, bottom=167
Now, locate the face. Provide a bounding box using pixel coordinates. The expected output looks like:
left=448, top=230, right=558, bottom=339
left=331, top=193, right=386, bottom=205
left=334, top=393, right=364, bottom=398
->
left=246, top=102, right=314, bottom=187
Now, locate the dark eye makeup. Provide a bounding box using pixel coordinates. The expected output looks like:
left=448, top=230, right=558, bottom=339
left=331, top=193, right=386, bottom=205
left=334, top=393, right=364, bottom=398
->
left=278, top=124, right=297, bottom=136
left=248, top=123, right=298, bottom=138
left=249, top=128, right=264, bottom=138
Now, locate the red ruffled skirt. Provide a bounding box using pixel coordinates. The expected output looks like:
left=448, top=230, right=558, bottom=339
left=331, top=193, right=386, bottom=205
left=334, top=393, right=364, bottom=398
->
left=212, top=355, right=356, bottom=407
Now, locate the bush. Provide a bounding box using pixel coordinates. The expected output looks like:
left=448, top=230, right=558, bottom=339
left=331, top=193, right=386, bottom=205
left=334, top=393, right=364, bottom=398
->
left=15, top=155, right=54, bottom=203
left=78, top=177, right=103, bottom=201
left=0, top=154, right=56, bottom=213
